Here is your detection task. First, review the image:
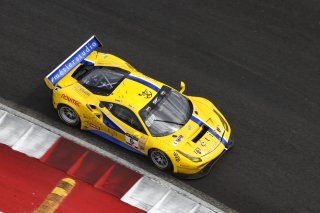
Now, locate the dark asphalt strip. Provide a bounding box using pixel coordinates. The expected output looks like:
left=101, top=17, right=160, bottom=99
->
left=1, top=0, right=320, bottom=212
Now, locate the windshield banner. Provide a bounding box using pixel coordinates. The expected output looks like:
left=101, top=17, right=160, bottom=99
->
left=45, top=35, right=102, bottom=88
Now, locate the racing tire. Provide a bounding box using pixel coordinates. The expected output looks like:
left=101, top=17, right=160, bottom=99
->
left=57, top=104, right=80, bottom=127
left=149, top=149, right=173, bottom=171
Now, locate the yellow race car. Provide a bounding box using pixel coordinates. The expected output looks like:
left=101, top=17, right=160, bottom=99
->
left=44, top=36, right=234, bottom=178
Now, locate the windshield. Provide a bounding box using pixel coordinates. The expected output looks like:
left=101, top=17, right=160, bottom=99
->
left=139, top=86, right=192, bottom=137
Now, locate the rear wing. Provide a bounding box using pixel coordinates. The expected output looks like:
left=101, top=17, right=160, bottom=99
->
left=44, top=35, right=103, bottom=89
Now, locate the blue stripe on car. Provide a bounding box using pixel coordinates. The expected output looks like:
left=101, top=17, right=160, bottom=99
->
left=191, top=115, right=228, bottom=147
left=102, top=114, right=125, bottom=134
left=127, top=75, right=160, bottom=92
left=190, top=115, right=203, bottom=126
left=87, top=130, right=146, bottom=155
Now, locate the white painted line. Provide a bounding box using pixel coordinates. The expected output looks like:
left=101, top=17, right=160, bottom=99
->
left=121, top=176, right=170, bottom=211
left=190, top=205, right=216, bottom=213
left=0, top=105, right=226, bottom=213
left=149, top=190, right=198, bottom=213
left=0, top=110, right=6, bottom=120
left=189, top=204, right=201, bottom=213
left=12, top=125, right=59, bottom=159
left=0, top=112, right=33, bottom=147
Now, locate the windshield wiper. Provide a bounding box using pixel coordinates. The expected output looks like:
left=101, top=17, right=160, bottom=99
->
left=153, top=119, right=184, bottom=126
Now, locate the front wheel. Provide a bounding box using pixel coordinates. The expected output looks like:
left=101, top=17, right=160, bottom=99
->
left=57, top=104, right=80, bottom=127
left=149, top=149, right=173, bottom=171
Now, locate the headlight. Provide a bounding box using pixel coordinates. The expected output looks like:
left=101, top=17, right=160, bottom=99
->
left=176, top=150, right=202, bottom=162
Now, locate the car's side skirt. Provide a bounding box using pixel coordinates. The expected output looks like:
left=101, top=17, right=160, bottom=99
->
left=86, top=129, right=146, bottom=156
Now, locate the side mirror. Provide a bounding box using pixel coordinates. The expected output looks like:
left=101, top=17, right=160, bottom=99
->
left=180, top=81, right=186, bottom=94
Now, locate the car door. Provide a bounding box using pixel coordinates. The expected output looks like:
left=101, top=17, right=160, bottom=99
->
left=101, top=102, right=149, bottom=153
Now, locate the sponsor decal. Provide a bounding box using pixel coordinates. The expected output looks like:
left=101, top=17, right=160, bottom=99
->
left=46, top=36, right=102, bottom=87
left=83, top=116, right=101, bottom=131
left=194, top=147, right=202, bottom=155
left=207, top=140, right=220, bottom=153
left=173, top=152, right=180, bottom=162
left=138, top=89, right=153, bottom=99
left=152, top=97, right=160, bottom=104
left=107, top=128, right=118, bottom=137
left=146, top=106, right=152, bottom=112
left=125, top=133, right=139, bottom=149
left=145, top=114, right=156, bottom=127
left=61, top=94, right=80, bottom=106
left=173, top=135, right=183, bottom=147
left=138, top=137, right=147, bottom=151
left=74, top=85, right=90, bottom=96
left=89, top=123, right=100, bottom=130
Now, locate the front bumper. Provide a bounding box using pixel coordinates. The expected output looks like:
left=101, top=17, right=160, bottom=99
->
left=175, top=134, right=234, bottom=179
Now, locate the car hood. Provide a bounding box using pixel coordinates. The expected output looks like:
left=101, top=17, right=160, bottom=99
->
left=168, top=97, right=227, bottom=157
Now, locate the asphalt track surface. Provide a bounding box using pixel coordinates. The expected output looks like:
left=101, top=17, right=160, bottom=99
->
left=1, top=0, right=320, bottom=212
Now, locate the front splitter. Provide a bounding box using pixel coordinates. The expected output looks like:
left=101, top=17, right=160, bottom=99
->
left=175, top=134, right=234, bottom=179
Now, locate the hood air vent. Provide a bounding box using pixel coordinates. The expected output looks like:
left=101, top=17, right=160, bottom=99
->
left=192, top=125, right=209, bottom=143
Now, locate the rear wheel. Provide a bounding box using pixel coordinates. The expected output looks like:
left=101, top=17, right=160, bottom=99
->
left=149, top=149, right=173, bottom=171
left=57, top=104, right=80, bottom=127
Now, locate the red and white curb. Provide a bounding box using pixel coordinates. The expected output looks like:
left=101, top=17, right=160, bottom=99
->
left=0, top=104, right=224, bottom=213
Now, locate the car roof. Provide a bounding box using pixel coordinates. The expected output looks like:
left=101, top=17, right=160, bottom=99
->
left=104, top=72, right=164, bottom=113
left=75, top=51, right=166, bottom=113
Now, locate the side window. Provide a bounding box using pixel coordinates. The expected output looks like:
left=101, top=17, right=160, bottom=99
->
left=104, top=102, right=146, bottom=134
